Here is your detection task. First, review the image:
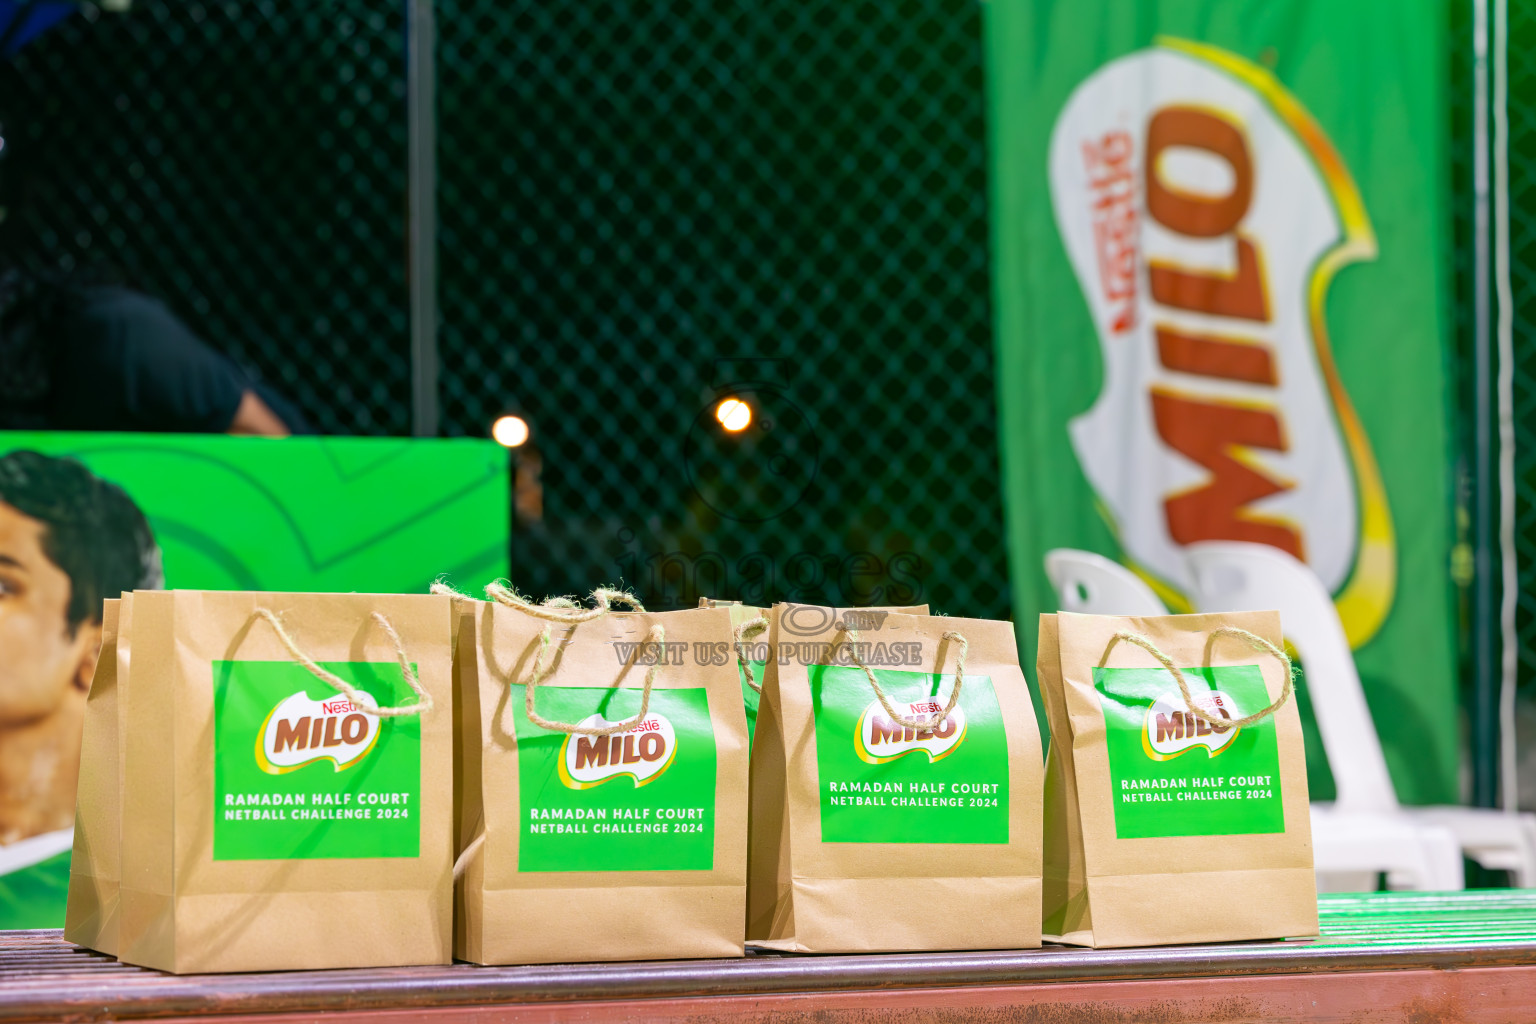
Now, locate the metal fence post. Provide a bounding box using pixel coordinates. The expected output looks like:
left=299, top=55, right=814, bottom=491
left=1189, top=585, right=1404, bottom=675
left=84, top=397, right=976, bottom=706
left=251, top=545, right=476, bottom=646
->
left=408, top=0, right=439, bottom=438
left=1471, top=0, right=1500, bottom=810
left=1492, top=0, right=1518, bottom=813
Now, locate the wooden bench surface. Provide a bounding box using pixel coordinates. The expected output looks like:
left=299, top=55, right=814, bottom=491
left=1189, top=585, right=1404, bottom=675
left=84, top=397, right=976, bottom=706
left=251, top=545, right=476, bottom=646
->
left=4, top=891, right=1536, bottom=1023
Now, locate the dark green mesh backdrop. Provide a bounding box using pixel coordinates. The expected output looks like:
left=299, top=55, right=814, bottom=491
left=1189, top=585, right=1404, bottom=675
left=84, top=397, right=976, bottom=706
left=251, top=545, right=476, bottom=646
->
left=0, top=1, right=411, bottom=435
left=5, top=1, right=1533, bottom=639
left=1, top=0, right=1006, bottom=615
left=436, top=0, right=1002, bottom=613
left=1507, top=3, right=1536, bottom=701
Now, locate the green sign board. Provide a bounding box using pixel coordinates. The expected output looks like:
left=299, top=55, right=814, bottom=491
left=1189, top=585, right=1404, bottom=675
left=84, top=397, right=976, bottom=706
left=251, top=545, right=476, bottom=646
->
left=0, top=431, right=509, bottom=592
left=0, top=431, right=509, bottom=927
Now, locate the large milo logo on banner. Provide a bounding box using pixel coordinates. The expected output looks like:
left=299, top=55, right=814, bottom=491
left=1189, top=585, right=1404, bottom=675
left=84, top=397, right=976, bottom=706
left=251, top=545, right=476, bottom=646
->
left=1048, top=38, right=1393, bottom=646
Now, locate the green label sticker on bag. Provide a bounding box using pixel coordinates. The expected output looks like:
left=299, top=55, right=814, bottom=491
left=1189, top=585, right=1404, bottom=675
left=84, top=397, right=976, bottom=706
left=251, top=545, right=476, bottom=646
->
left=212, top=661, right=423, bottom=860
left=510, top=685, right=717, bottom=872
left=1094, top=665, right=1285, bottom=838
left=809, top=667, right=1009, bottom=844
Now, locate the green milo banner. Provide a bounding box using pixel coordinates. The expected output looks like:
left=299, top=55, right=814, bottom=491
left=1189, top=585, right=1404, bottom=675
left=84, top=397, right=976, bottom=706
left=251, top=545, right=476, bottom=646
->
left=509, top=685, right=718, bottom=872
left=984, top=1, right=1456, bottom=803
left=809, top=666, right=1010, bottom=844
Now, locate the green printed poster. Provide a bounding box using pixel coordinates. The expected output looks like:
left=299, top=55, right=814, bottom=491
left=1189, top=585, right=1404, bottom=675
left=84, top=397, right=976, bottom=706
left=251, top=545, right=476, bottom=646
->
left=0, top=431, right=509, bottom=592
left=985, top=1, right=1456, bottom=802
left=810, top=666, right=1009, bottom=844
left=509, top=686, right=717, bottom=872
left=0, top=430, right=508, bottom=928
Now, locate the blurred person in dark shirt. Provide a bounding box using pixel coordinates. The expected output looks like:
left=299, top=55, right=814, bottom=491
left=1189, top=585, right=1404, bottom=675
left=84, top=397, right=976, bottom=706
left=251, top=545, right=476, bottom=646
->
left=0, top=267, right=312, bottom=435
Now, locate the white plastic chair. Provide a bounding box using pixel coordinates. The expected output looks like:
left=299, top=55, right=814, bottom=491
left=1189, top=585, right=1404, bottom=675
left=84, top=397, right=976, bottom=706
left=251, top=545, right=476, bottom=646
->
left=1044, top=549, right=1167, bottom=616
left=1186, top=540, right=1536, bottom=890
left=1305, top=808, right=1463, bottom=892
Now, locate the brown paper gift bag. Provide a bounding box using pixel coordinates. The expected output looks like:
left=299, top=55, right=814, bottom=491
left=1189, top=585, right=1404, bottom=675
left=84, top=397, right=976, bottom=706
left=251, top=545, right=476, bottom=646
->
left=64, top=598, right=123, bottom=953
left=115, top=591, right=455, bottom=973
left=748, top=605, right=1043, bottom=952
left=456, top=587, right=749, bottom=965
left=1039, top=611, right=1318, bottom=947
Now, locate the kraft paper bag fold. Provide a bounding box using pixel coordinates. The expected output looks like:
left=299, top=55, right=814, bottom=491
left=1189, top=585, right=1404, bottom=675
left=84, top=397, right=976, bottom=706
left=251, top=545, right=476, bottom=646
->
left=64, top=598, right=122, bottom=954
left=456, top=591, right=749, bottom=965
left=1039, top=611, right=1318, bottom=948
left=748, top=604, right=1043, bottom=953
left=115, top=591, right=455, bottom=973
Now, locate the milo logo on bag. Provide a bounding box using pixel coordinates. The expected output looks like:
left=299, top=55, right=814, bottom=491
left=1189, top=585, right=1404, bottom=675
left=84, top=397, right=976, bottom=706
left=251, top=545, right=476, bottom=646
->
left=511, top=686, right=716, bottom=873
left=1142, top=690, right=1238, bottom=760
left=856, top=699, right=967, bottom=764
left=812, top=667, right=1008, bottom=845
left=259, top=692, right=381, bottom=773
left=560, top=713, right=677, bottom=788
left=1095, top=664, right=1284, bottom=839
left=212, top=661, right=422, bottom=861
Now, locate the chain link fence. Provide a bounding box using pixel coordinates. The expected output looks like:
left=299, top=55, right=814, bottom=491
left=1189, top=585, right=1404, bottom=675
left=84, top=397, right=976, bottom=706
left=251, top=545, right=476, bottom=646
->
left=436, top=0, right=1003, bottom=613
left=1506, top=3, right=1536, bottom=682
left=3, top=1, right=1532, bottom=639
left=1499, top=0, right=1536, bottom=810
left=0, top=0, right=1006, bottom=616
left=0, top=1, right=412, bottom=435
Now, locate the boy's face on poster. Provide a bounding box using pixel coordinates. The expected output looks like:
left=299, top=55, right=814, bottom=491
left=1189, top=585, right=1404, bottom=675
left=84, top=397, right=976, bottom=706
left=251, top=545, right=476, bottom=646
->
left=0, top=500, right=100, bottom=725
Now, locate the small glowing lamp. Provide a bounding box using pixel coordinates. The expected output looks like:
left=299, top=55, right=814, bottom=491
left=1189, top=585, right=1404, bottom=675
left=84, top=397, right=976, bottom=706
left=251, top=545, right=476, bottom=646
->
left=492, top=415, right=530, bottom=448
left=715, top=398, right=751, bottom=432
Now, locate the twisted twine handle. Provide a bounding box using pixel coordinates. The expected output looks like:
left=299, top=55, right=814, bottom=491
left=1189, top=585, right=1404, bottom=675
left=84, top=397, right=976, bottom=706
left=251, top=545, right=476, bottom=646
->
left=1107, top=626, right=1294, bottom=733
left=733, top=615, right=770, bottom=694
left=833, top=627, right=968, bottom=731
left=251, top=608, right=433, bottom=717
left=485, top=582, right=645, bottom=622
left=453, top=832, right=486, bottom=881
left=523, top=622, right=667, bottom=735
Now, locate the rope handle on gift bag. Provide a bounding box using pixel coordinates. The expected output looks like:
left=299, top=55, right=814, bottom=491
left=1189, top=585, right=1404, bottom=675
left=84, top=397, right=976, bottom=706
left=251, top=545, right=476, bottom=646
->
left=469, top=582, right=659, bottom=734
left=1105, top=626, right=1294, bottom=733
left=521, top=621, right=667, bottom=735
left=484, top=581, right=645, bottom=622
left=251, top=608, right=433, bottom=717
left=431, top=581, right=642, bottom=621
left=833, top=626, right=968, bottom=732
left=733, top=616, right=770, bottom=694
